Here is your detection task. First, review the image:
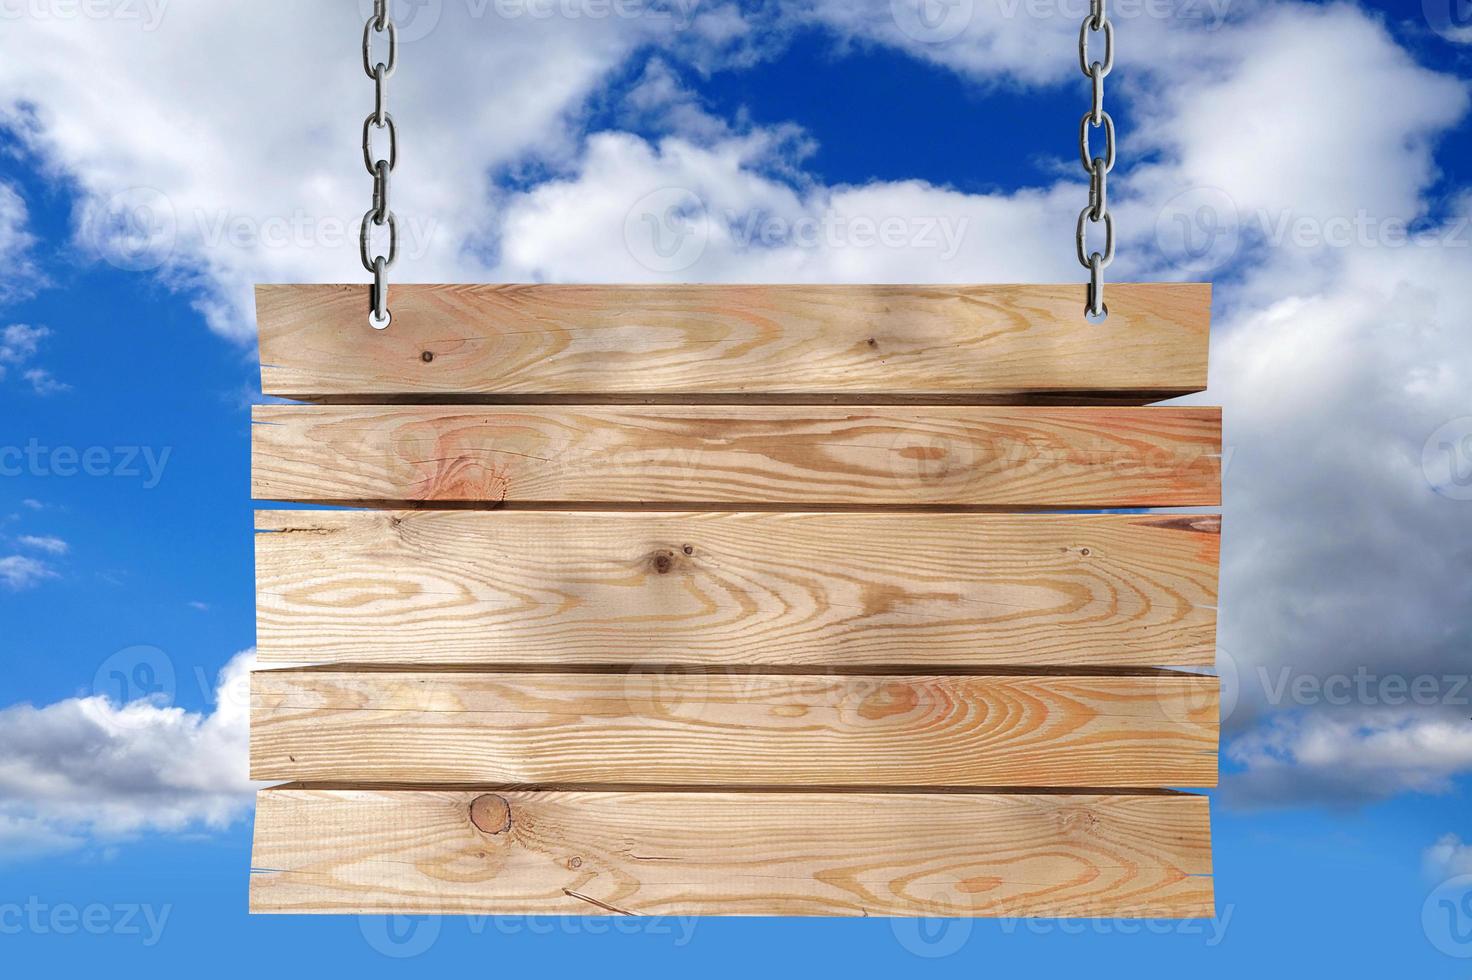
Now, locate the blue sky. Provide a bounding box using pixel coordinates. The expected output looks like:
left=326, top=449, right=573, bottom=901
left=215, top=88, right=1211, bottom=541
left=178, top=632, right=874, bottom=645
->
left=2, top=0, right=1472, bottom=974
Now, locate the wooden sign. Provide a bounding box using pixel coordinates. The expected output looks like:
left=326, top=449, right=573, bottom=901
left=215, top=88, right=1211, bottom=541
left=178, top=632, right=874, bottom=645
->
left=249, top=283, right=1219, bottom=918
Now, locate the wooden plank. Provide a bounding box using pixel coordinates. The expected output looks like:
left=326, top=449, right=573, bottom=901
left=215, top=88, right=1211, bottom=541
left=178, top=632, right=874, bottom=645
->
left=257, top=283, right=1210, bottom=403
left=250, top=788, right=1214, bottom=917
left=250, top=405, right=1220, bottom=507
left=249, top=670, right=1219, bottom=786
left=255, top=511, right=1220, bottom=668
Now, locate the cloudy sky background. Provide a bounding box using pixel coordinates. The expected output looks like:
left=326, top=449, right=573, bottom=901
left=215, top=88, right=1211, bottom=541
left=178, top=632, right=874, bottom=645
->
left=0, top=0, right=1470, bottom=972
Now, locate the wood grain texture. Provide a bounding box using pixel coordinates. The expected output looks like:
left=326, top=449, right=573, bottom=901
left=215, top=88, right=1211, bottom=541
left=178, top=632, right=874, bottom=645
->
left=257, top=283, right=1211, bottom=402
left=255, top=511, right=1220, bottom=668
left=250, top=788, right=1214, bottom=917
left=250, top=670, right=1219, bottom=787
left=250, top=405, right=1221, bottom=507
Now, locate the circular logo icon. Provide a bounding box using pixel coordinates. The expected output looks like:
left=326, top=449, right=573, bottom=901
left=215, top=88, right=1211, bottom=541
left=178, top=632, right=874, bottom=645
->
left=358, top=0, right=442, bottom=43
left=359, top=914, right=442, bottom=957
left=1423, top=417, right=1472, bottom=501
left=92, top=645, right=176, bottom=730
left=80, top=187, right=177, bottom=272
left=623, top=187, right=709, bottom=273
left=890, top=0, right=974, bottom=44
left=1154, top=186, right=1241, bottom=275
left=1153, top=647, right=1238, bottom=727
left=93, top=645, right=175, bottom=706
left=1423, top=875, right=1472, bottom=958
left=1218, top=647, right=1241, bottom=724
left=885, top=429, right=982, bottom=497
left=1423, top=0, right=1472, bottom=43
left=891, top=888, right=974, bottom=957
left=623, top=664, right=712, bottom=723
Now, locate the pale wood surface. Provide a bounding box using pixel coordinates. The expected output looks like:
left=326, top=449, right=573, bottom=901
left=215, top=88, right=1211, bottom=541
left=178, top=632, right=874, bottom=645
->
left=255, top=510, right=1220, bottom=668
left=250, top=404, right=1221, bottom=506
left=250, top=787, right=1214, bottom=917
left=256, top=283, right=1211, bottom=402
left=250, top=670, right=1219, bottom=787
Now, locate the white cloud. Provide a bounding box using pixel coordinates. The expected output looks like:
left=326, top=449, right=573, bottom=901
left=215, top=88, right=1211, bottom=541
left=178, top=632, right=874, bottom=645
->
left=0, top=1, right=1467, bottom=811
left=0, top=1, right=767, bottom=338
left=791, top=0, right=1234, bottom=87
left=22, top=367, right=69, bottom=395
left=0, top=554, right=57, bottom=590
left=0, top=323, right=49, bottom=380
left=1426, top=834, right=1472, bottom=880
left=1226, top=711, right=1472, bottom=807
left=0, top=182, right=41, bottom=306
left=18, top=535, right=68, bottom=555
left=0, top=650, right=257, bottom=861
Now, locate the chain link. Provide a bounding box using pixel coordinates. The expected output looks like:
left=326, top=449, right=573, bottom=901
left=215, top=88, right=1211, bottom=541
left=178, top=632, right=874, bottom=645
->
left=360, top=0, right=398, bottom=329
left=1076, top=0, right=1114, bottom=319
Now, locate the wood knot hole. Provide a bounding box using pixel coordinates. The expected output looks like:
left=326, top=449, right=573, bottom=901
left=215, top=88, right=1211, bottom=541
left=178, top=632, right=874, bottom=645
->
left=421, top=350, right=435, bottom=363
left=469, top=794, right=512, bottom=835
left=1079, top=547, right=1092, bottom=557
left=682, top=544, right=694, bottom=556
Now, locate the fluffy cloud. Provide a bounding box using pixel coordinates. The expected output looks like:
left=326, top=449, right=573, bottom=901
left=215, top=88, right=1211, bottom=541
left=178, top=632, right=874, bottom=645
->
left=0, top=323, right=49, bottom=379
left=0, top=1, right=1468, bottom=812
left=0, top=181, right=41, bottom=305
left=18, top=535, right=68, bottom=555
left=791, top=0, right=1239, bottom=86
left=0, top=650, right=256, bottom=861
left=0, top=0, right=768, bottom=338
left=0, top=554, right=57, bottom=590
left=1425, top=834, right=1472, bottom=880
left=1226, top=710, right=1472, bottom=807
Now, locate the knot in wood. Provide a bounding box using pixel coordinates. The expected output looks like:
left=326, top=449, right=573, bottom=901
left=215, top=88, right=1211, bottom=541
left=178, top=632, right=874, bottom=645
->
left=469, top=794, right=512, bottom=835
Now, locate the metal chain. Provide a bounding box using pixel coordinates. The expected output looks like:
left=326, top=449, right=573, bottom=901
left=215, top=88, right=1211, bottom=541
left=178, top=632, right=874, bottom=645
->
left=1075, top=0, right=1114, bottom=320
left=360, top=0, right=398, bottom=329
